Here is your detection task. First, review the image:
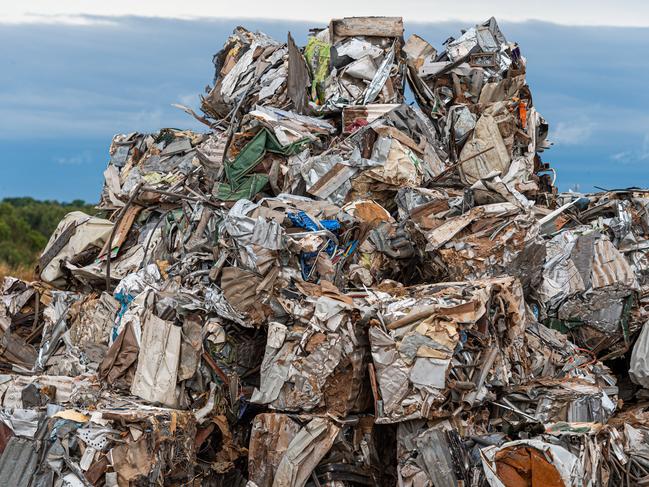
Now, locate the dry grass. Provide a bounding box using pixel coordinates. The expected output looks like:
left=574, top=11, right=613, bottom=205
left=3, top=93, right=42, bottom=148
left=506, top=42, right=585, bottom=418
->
left=0, top=262, right=35, bottom=282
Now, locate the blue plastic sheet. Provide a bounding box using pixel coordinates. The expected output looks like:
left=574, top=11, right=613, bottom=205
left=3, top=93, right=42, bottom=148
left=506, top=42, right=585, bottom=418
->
left=288, top=211, right=357, bottom=281
left=287, top=211, right=340, bottom=232
left=112, top=291, right=134, bottom=341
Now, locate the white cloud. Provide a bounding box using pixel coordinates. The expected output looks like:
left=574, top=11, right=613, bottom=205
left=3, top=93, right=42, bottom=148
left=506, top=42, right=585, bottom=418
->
left=611, top=150, right=633, bottom=162
left=610, top=133, right=649, bottom=164
left=552, top=120, right=596, bottom=145
left=1, top=13, right=118, bottom=26
left=177, top=93, right=199, bottom=108
left=54, top=152, right=93, bottom=165
left=0, top=88, right=204, bottom=140
left=4, top=1, right=649, bottom=27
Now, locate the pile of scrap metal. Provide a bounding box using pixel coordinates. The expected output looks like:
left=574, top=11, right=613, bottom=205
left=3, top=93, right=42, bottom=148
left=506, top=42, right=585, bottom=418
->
left=1, top=15, right=649, bottom=487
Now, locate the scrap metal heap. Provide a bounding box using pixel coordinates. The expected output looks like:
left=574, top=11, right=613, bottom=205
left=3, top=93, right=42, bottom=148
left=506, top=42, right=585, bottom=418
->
left=1, top=15, right=649, bottom=487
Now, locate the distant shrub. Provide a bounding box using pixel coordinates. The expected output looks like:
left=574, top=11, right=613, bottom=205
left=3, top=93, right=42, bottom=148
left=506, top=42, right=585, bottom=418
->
left=0, top=197, right=96, bottom=269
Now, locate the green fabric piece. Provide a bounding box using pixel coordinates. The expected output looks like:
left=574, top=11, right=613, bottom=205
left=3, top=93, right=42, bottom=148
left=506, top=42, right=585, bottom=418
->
left=226, top=128, right=309, bottom=184
left=263, top=131, right=309, bottom=156
left=226, top=129, right=268, bottom=184
left=216, top=127, right=311, bottom=201
left=214, top=174, right=270, bottom=201
left=304, top=37, right=331, bottom=104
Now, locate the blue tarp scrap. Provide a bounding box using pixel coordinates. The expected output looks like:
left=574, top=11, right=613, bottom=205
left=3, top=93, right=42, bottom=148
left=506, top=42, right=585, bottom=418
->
left=299, top=240, right=359, bottom=281
left=333, top=240, right=358, bottom=263
left=111, top=291, right=134, bottom=341
left=453, top=330, right=468, bottom=354
left=299, top=252, right=320, bottom=281
left=288, top=211, right=357, bottom=280
left=287, top=211, right=340, bottom=232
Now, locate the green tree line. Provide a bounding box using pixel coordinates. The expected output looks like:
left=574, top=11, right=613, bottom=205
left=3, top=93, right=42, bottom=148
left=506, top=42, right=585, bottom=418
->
left=0, top=197, right=95, bottom=267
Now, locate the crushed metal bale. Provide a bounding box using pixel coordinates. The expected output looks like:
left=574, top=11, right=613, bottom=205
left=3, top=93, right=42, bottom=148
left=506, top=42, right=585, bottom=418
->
left=1, top=14, right=648, bottom=487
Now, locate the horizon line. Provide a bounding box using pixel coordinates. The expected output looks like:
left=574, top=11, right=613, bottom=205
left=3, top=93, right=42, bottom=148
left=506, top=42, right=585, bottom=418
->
left=3, top=13, right=649, bottom=29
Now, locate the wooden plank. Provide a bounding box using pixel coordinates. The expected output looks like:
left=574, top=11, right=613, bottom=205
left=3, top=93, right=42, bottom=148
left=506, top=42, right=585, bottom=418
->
left=373, top=125, right=425, bottom=155
left=367, top=363, right=380, bottom=417
left=307, top=163, right=357, bottom=199
left=99, top=204, right=142, bottom=259
left=330, top=17, right=403, bottom=41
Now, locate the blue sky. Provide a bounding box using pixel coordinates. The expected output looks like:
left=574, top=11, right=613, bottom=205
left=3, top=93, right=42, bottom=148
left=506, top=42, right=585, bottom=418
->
left=1, top=15, right=648, bottom=201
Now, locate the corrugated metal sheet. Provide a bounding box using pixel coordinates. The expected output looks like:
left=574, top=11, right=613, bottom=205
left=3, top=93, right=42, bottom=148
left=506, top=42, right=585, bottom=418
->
left=591, top=238, right=637, bottom=289
left=0, top=437, right=38, bottom=487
